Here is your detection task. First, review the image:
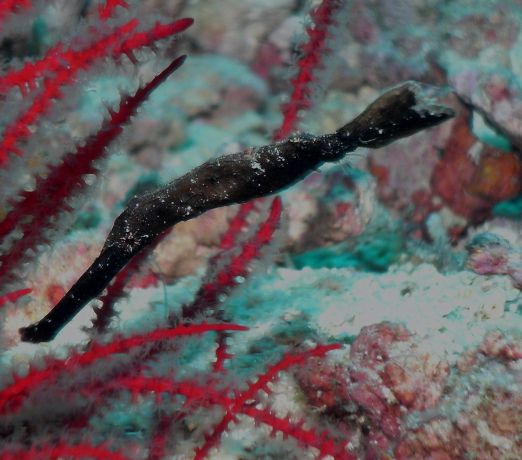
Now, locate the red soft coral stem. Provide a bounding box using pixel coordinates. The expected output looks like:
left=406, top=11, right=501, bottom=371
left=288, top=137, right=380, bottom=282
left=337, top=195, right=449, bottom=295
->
left=106, top=376, right=227, bottom=406
left=237, top=343, right=342, bottom=404
left=0, top=288, right=31, bottom=308
left=194, top=343, right=341, bottom=459
left=98, top=0, right=129, bottom=21
left=0, top=17, right=192, bottom=165
left=0, top=55, right=186, bottom=283
left=0, top=43, right=62, bottom=95
left=185, top=196, right=281, bottom=318
left=0, top=442, right=132, bottom=460
left=218, top=200, right=257, bottom=251
left=0, top=0, right=32, bottom=26
left=118, top=18, right=194, bottom=62
left=147, top=413, right=181, bottom=460
left=243, top=407, right=355, bottom=460
left=274, top=0, right=342, bottom=141
left=215, top=196, right=281, bottom=284
left=0, top=19, right=140, bottom=163
left=0, top=322, right=247, bottom=415
left=0, top=17, right=193, bottom=97
left=212, top=332, right=233, bottom=372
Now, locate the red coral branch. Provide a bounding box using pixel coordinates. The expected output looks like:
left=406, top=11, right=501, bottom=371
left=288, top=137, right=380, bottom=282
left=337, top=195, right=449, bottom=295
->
left=0, top=0, right=32, bottom=27
left=147, top=413, right=181, bottom=460
left=274, top=0, right=343, bottom=141
left=0, top=322, right=246, bottom=415
left=243, top=407, right=355, bottom=460
left=194, top=343, right=342, bottom=459
left=214, top=196, right=282, bottom=291
left=0, top=17, right=192, bottom=164
left=183, top=196, right=282, bottom=320
left=0, top=43, right=61, bottom=95
left=0, top=288, right=31, bottom=308
left=98, top=0, right=129, bottom=21
left=0, top=19, right=140, bottom=161
left=106, top=375, right=225, bottom=406
left=117, top=18, right=193, bottom=63
left=0, top=17, right=192, bottom=97
left=217, top=201, right=257, bottom=252
left=212, top=332, right=234, bottom=372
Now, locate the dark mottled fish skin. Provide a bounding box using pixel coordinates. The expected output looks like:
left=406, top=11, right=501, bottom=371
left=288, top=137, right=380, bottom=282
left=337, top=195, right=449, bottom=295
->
left=20, top=81, right=454, bottom=343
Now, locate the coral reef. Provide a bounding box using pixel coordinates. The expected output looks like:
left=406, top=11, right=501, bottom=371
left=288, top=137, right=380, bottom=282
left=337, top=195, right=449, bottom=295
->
left=296, top=322, right=450, bottom=457
left=0, top=0, right=521, bottom=459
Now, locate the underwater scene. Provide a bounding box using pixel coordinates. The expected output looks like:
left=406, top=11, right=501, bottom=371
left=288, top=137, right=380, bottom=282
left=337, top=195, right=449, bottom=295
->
left=0, top=0, right=521, bottom=458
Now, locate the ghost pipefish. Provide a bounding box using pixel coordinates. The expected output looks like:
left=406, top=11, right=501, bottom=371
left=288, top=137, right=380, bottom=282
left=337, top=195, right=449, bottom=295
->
left=19, top=81, right=454, bottom=343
